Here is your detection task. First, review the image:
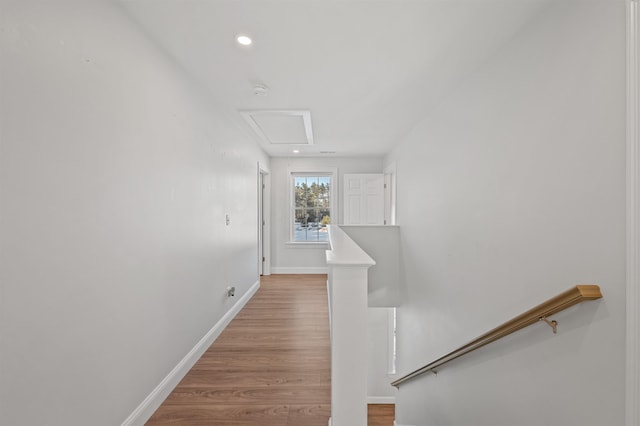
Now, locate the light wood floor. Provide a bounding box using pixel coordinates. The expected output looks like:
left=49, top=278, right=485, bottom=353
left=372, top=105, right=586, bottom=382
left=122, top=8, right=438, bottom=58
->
left=146, top=274, right=394, bottom=426
left=368, top=404, right=395, bottom=426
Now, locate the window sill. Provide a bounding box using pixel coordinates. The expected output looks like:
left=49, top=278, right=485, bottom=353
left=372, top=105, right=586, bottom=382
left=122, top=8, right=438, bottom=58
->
left=285, top=242, right=329, bottom=249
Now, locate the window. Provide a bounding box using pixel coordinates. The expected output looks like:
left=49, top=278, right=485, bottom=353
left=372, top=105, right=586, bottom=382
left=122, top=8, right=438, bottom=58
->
left=289, top=170, right=336, bottom=243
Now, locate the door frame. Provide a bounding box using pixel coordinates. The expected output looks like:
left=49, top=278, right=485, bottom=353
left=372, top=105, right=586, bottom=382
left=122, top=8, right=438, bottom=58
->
left=626, top=1, right=639, bottom=425
left=383, top=161, right=397, bottom=226
left=258, top=162, right=271, bottom=276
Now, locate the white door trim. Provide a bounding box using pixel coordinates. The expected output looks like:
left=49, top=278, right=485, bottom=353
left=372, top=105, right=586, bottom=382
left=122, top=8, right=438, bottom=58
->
left=626, top=1, right=639, bottom=425
left=383, top=162, right=397, bottom=225
left=259, top=162, right=271, bottom=276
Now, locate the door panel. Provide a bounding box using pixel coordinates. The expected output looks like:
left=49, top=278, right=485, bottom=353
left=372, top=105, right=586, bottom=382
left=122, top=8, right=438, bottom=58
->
left=343, top=174, right=384, bottom=225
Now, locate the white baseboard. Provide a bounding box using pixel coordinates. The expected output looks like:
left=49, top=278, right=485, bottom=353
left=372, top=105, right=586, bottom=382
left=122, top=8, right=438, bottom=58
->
left=271, top=266, right=327, bottom=274
left=121, top=280, right=261, bottom=426
left=368, top=396, right=396, bottom=404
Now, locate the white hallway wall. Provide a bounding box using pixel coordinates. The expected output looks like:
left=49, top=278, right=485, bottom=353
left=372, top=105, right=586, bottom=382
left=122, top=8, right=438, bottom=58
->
left=270, top=156, right=382, bottom=273
left=0, top=1, right=269, bottom=425
left=386, top=1, right=626, bottom=425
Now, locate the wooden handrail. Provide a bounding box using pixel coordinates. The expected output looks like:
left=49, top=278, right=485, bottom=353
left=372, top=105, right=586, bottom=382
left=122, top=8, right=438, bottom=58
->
left=391, top=285, right=603, bottom=388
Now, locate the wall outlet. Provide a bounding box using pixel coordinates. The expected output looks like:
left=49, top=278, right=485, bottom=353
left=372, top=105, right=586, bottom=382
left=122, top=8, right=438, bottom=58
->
left=227, top=286, right=235, bottom=297
left=225, top=214, right=231, bottom=226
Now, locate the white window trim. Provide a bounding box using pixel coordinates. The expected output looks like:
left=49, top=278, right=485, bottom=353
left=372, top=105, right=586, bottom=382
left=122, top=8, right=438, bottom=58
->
left=287, top=167, right=338, bottom=245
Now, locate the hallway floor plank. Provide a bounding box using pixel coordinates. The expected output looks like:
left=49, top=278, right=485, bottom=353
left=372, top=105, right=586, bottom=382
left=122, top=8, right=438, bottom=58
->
left=146, top=274, right=331, bottom=426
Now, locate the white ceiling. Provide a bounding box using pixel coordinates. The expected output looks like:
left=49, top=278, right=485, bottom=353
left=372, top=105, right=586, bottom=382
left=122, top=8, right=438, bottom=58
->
left=121, top=0, right=551, bottom=157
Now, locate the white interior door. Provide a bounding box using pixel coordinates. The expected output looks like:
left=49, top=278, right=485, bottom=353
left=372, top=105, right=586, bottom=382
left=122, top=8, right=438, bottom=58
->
left=343, top=173, right=384, bottom=225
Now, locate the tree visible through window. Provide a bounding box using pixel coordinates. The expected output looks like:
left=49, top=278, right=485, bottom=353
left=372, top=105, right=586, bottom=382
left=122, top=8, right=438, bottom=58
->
left=293, top=175, right=331, bottom=241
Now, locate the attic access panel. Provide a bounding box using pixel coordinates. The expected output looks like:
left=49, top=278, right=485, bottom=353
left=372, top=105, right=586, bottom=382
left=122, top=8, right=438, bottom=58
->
left=240, top=110, right=314, bottom=145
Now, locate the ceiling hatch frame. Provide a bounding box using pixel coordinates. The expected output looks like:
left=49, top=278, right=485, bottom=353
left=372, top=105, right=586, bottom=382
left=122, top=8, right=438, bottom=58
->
left=240, top=110, right=314, bottom=146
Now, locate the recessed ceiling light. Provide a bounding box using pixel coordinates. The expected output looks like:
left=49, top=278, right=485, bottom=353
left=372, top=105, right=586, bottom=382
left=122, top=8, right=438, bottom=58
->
left=292, top=149, right=300, bottom=154
left=236, top=34, right=252, bottom=46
